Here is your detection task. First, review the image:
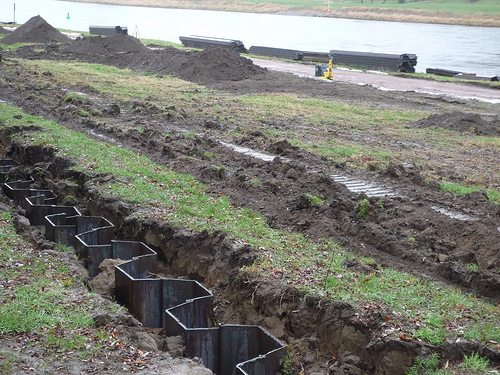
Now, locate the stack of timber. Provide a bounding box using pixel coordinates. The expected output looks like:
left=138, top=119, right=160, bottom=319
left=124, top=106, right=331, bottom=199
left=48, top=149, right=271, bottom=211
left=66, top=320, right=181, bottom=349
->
left=426, top=68, right=499, bottom=81
left=248, top=46, right=417, bottom=73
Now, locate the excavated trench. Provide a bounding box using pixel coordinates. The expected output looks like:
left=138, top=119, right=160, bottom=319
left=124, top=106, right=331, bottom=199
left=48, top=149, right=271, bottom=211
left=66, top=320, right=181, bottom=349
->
left=1, top=145, right=286, bottom=374
left=1, top=69, right=500, bottom=373
left=2, top=127, right=500, bottom=375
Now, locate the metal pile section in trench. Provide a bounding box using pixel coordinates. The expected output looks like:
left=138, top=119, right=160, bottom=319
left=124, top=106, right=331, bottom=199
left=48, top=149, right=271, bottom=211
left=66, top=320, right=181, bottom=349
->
left=2, top=162, right=285, bottom=375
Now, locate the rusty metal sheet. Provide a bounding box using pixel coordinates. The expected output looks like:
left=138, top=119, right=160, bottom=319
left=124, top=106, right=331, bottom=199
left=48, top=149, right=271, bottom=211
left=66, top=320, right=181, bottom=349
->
left=2, top=167, right=286, bottom=374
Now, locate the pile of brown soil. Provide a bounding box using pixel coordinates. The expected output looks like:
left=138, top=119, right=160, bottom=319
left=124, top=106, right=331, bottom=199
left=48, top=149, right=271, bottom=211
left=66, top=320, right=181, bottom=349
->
left=410, top=111, right=500, bottom=136
left=65, top=33, right=149, bottom=54
left=0, top=15, right=71, bottom=45
left=69, top=45, right=267, bottom=84
left=175, top=47, right=267, bottom=84
left=107, top=46, right=267, bottom=84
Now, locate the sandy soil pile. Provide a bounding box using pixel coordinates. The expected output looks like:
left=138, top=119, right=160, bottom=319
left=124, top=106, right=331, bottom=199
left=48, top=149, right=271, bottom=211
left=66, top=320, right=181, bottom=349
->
left=65, top=33, right=149, bottom=54
left=0, top=15, right=71, bottom=44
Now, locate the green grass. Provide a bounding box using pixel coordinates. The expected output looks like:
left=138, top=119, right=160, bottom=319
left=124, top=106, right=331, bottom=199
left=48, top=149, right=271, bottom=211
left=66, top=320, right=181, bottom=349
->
left=140, top=38, right=183, bottom=48
left=0, top=42, right=29, bottom=51
left=239, top=94, right=423, bottom=127
left=406, top=351, right=492, bottom=374
left=0, top=211, right=95, bottom=333
left=233, top=0, right=500, bottom=15
left=0, top=208, right=128, bottom=365
left=440, top=181, right=500, bottom=203
left=460, top=352, right=490, bottom=371
left=356, top=197, right=370, bottom=219
left=2, top=102, right=500, bottom=349
left=20, top=60, right=500, bottom=204
left=305, top=193, right=325, bottom=206
left=0, top=281, right=93, bottom=332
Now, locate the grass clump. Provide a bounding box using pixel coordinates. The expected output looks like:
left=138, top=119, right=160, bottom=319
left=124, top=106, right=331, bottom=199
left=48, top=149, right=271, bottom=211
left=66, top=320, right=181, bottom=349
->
left=407, top=352, right=491, bottom=374
left=356, top=197, right=370, bottom=219
left=63, top=92, right=86, bottom=104
left=305, top=193, right=324, bottom=206
left=407, top=353, right=440, bottom=375
left=460, top=352, right=490, bottom=371
left=439, top=181, right=500, bottom=204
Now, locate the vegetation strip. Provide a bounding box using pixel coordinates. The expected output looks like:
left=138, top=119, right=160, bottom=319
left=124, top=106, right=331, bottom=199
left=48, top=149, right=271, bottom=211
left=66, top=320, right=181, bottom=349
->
left=60, top=0, right=500, bottom=27
left=2, top=101, right=500, bottom=354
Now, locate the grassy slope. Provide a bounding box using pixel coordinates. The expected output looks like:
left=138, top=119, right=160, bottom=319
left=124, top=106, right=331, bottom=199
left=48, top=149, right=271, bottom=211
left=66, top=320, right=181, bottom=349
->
left=61, top=0, right=500, bottom=26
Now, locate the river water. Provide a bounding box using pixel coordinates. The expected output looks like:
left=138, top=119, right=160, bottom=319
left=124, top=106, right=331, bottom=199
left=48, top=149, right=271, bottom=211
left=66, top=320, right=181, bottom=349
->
left=2, top=0, right=500, bottom=76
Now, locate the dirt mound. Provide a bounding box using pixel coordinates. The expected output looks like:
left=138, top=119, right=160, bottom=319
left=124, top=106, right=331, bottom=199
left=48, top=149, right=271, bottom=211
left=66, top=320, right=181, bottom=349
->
left=177, top=47, right=266, bottom=84
left=0, top=26, right=12, bottom=34
left=0, top=15, right=71, bottom=45
left=411, top=111, right=500, bottom=136
left=92, top=46, right=267, bottom=84
left=114, top=46, right=267, bottom=84
left=65, top=33, right=148, bottom=54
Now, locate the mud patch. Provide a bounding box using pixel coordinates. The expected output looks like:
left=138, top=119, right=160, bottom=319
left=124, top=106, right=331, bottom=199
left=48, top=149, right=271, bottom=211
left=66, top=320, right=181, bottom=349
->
left=0, top=15, right=71, bottom=45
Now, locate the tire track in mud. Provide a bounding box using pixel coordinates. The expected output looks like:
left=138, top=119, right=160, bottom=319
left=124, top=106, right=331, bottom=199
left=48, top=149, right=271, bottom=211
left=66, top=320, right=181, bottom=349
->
left=210, top=140, right=500, bottom=300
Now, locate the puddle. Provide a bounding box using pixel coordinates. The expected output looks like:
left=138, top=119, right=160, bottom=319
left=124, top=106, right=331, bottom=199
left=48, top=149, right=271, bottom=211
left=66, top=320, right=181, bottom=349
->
left=220, top=142, right=281, bottom=162
left=88, top=130, right=122, bottom=146
left=430, top=205, right=479, bottom=222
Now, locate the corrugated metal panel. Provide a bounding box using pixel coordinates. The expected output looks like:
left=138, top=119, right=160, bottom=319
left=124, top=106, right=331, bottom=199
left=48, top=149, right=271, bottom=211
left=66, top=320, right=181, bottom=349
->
left=4, top=175, right=286, bottom=375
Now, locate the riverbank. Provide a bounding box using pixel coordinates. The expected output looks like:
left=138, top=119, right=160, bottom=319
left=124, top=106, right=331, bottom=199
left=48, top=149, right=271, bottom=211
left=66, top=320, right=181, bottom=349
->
left=63, top=0, right=500, bottom=27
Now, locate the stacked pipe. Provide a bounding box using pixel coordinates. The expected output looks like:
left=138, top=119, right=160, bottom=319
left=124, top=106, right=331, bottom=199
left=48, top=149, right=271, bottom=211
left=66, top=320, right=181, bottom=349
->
left=179, top=36, right=247, bottom=53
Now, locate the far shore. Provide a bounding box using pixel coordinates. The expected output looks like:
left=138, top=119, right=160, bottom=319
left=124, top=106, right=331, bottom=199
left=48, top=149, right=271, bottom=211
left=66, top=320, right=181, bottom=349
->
left=62, top=0, right=500, bottom=27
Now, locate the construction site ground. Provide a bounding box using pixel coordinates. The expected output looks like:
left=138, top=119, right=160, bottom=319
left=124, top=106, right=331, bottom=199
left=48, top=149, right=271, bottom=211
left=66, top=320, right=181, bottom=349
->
left=1, top=23, right=500, bottom=375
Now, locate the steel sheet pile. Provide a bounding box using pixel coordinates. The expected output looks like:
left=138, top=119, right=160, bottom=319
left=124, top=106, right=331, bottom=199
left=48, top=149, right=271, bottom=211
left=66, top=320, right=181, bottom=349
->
left=2, top=162, right=286, bottom=375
